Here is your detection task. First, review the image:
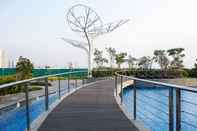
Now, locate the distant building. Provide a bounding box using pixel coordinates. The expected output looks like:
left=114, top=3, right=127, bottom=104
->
left=8, top=60, right=15, bottom=68
left=0, top=49, right=8, bottom=68
left=12, top=60, right=15, bottom=68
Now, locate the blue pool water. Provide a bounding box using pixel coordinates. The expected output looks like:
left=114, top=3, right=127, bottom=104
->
left=0, top=84, right=75, bottom=131
left=123, top=84, right=197, bottom=131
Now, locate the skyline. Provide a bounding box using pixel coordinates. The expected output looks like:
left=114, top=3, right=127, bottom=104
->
left=1, top=0, right=197, bottom=68
left=0, top=49, right=8, bottom=68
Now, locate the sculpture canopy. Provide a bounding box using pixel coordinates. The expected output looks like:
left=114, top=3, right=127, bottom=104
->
left=62, top=4, right=129, bottom=76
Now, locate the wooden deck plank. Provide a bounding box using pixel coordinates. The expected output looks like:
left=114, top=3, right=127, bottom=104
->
left=38, top=80, right=139, bottom=131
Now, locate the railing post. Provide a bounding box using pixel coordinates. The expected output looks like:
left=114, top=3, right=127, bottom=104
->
left=58, top=77, right=61, bottom=99
left=25, top=83, right=30, bottom=131
left=45, top=78, right=49, bottom=111
left=169, top=87, right=174, bottom=131
left=120, top=75, right=123, bottom=104
left=115, top=75, right=117, bottom=96
left=176, top=88, right=181, bottom=131
left=75, top=79, right=77, bottom=88
left=82, top=72, right=85, bottom=85
left=133, top=80, right=137, bottom=120
left=82, top=79, right=84, bottom=85
left=84, top=78, right=86, bottom=84
left=68, top=75, right=70, bottom=92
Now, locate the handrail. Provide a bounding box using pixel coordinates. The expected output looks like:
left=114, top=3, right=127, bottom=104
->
left=0, top=71, right=86, bottom=89
left=115, top=72, right=197, bottom=93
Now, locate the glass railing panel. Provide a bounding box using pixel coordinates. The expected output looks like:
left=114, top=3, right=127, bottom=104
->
left=122, top=80, right=170, bottom=131
left=181, top=90, right=197, bottom=131
left=0, top=85, right=28, bottom=131
left=0, top=71, right=88, bottom=131
left=136, top=81, right=169, bottom=131
left=28, top=79, right=46, bottom=130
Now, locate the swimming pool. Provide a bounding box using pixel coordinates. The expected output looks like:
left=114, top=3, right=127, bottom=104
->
left=0, top=81, right=76, bottom=131
left=122, top=83, right=197, bottom=131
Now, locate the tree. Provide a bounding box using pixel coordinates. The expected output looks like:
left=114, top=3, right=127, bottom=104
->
left=194, top=59, right=197, bottom=70
left=167, top=48, right=185, bottom=69
left=138, top=56, right=152, bottom=69
left=93, top=48, right=108, bottom=68
left=106, top=47, right=116, bottom=68
left=15, top=56, right=34, bottom=92
left=153, top=50, right=170, bottom=70
left=127, top=55, right=137, bottom=69
left=16, top=56, right=34, bottom=81
left=68, top=62, right=73, bottom=69
left=115, top=53, right=127, bottom=68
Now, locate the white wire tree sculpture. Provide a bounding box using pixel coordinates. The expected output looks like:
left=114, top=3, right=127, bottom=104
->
left=61, top=4, right=129, bottom=77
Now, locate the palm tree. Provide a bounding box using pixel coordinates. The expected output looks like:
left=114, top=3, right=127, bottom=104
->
left=127, top=55, right=137, bottom=69
left=138, top=56, right=152, bottom=69
left=167, top=48, right=185, bottom=69
left=115, top=53, right=127, bottom=68
left=93, top=49, right=108, bottom=68
left=194, top=59, right=197, bottom=70
left=106, top=47, right=116, bottom=68
left=153, top=50, right=169, bottom=70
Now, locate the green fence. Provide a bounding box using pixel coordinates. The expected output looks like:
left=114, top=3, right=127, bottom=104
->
left=0, top=68, right=15, bottom=76
left=0, top=68, right=88, bottom=77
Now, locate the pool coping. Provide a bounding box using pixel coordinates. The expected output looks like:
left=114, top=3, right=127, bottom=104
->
left=30, top=80, right=108, bottom=131
left=114, top=80, right=149, bottom=131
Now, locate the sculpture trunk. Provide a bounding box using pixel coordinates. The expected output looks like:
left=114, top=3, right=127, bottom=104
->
left=88, top=45, right=91, bottom=77
left=84, top=30, right=92, bottom=77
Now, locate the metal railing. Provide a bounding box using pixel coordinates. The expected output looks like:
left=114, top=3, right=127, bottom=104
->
left=115, top=72, right=197, bottom=131
left=0, top=70, right=87, bottom=131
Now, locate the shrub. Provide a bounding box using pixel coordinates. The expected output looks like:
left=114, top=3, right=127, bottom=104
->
left=0, top=75, right=46, bottom=96
left=48, top=77, right=66, bottom=81
left=92, top=68, right=189, bottom=79
left=0, top=75, right=16, bottom=85
left=29, top=86, right=42, bottom=91
left=185, top=68, right=197, bottom=78
left=30, top=81, right=52, bottom=86
left=134, top=69, right=189, bottom=79
left=92, top=68, right=121, bottom=77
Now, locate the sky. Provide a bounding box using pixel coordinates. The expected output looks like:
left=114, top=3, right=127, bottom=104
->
left=0, top=0, right=197, bottom=68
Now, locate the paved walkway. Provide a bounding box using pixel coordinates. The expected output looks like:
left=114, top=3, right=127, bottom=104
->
left=38, top=80, right=139, bottom=131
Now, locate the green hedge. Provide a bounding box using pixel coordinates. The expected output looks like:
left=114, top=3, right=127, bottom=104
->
left=0, top=75, right=17, bottom=95
left=92, top=68, right=190, bottom=79
left=0, top=75, right=16, bottom=85
left=133, top=69, right=189, bottom=79
left=92, top=68, right=121, bottom=77
left=0, top=85, right=43, bottom=96
left=185, top=68, right=197, bottom=78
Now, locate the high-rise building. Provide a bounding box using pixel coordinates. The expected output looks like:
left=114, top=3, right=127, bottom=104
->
left=0, top=49, right=8, bottom=68
left=8, top=60, right=15, bottom=68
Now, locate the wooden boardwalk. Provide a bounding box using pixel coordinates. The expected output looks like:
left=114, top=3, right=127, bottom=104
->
left=38, top=80, right=139, bottom=131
